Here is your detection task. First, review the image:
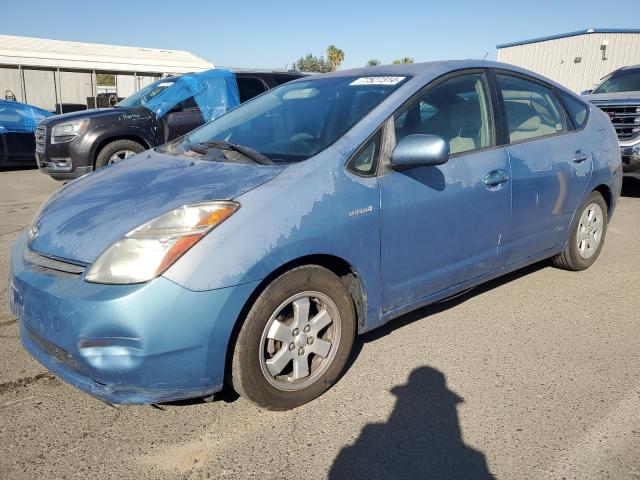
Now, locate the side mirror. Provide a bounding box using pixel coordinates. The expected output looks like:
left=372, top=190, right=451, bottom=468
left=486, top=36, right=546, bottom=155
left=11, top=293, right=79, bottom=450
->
left=390, top=134, right=449, bottom=170
left=580, top=89, right=593, bottom=96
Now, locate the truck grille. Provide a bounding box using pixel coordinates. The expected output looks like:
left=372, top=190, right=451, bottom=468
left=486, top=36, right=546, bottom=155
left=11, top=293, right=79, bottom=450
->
left=35, top=125, right=46, bottom=153
left=597, top=105, right=640, bottom=141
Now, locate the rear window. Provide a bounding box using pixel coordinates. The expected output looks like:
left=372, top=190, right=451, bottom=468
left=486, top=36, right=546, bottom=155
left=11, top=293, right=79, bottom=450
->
left=559, top=92, right=589, bottom=129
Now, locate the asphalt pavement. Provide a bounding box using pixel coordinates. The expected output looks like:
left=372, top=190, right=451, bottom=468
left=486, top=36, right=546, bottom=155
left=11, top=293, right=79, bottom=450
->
left=1, top=168, right=639, bottom=479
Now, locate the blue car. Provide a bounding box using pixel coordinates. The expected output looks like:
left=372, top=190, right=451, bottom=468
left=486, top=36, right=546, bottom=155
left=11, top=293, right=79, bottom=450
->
left=0, top=100, right=52, bottom=166
left=10, top=61, right=622, bottom=410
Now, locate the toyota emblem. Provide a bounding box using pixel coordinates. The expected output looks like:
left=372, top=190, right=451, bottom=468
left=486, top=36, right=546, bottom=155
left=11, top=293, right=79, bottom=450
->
left=28, top=223, right=40, bottom=243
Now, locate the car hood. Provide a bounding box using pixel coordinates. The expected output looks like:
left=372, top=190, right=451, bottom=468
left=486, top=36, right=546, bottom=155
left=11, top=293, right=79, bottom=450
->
left=28, top=152, right=285, bottom=264
left=39, top=106, right=150, bottom=126
left=585, top=91, right=640, bottom=104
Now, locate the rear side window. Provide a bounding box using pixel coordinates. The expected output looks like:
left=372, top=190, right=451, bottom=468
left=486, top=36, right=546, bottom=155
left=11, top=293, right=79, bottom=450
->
left=497, top=74, right=567, bottom=143
left=236, top=77, right=268, bottom=103
left=559, top=91, right=589, bottom=129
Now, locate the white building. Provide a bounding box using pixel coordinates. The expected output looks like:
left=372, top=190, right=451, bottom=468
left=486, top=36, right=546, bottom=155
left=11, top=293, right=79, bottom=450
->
left=0, top=35, right=213, bottom=111
left=497, top=28, right=640, bottom=93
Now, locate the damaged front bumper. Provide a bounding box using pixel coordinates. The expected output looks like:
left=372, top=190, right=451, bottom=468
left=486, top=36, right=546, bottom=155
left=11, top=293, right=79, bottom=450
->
left=10, top=232, right=258, bottom=404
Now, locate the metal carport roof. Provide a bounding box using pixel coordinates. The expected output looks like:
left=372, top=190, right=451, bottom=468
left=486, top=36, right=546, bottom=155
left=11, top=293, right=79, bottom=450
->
left=0, top=35, right=213, bottom=73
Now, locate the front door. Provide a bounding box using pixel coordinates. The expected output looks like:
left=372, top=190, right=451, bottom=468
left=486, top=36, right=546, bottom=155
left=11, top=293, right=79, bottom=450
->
left=163, top=96, right=205, bottom=142
left=379, top=71, right=512, bottom=312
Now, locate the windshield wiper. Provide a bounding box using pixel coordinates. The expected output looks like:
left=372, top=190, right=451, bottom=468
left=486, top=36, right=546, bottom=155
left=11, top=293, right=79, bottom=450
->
left=188, top=140, right=274, bottom=165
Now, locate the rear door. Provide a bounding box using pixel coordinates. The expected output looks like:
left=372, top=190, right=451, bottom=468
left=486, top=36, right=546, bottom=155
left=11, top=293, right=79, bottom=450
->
left=494, top=71, right=592, bottom=263
left=379, top=70, right=512, bottom=311
left=3, top=132, right=36, bottom=164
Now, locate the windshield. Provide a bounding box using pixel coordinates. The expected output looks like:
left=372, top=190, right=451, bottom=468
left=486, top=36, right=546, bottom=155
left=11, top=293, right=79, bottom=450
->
left=116, top=78, right=177, bottom=108
left=175, top=75, right=409, bottom=162
left=593, top=70, right=640, bottom=94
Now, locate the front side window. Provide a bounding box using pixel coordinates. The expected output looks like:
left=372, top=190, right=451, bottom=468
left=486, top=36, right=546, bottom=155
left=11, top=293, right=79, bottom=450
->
left=394, top=73, right=494, bottom=155
left=177, top=76, right=408, bottom=163
left=593, top=70, right=640, bottom=94
left=497, top=74, right=567, bottom=143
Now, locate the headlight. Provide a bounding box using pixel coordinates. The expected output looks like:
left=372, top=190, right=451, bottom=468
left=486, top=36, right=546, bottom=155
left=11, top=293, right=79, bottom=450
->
left=85, top=201, right=239, bottom=284
left=51, top=119, right=89, bottom=144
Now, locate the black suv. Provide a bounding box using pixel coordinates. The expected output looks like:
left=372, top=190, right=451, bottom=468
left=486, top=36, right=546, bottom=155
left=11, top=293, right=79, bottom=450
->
left=36, top=69, right=305, bottom=180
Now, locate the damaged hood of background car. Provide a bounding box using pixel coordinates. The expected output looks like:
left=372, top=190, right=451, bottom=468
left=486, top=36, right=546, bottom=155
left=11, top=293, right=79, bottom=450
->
left=28, top=152, right=285, bottom=264
left=585, top=91, right=640, bottom=103
left=38, top=106, right=154, bottom=127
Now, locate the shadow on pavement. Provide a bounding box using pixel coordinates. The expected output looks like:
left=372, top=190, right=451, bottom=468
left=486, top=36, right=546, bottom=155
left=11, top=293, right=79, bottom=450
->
left=351, top=261, right=546, bottom=355
left=621, top=174, right=640, bottom=198
left=0, top=165, right=38, bottom=172
left=329, top=366, right=495, bottom=480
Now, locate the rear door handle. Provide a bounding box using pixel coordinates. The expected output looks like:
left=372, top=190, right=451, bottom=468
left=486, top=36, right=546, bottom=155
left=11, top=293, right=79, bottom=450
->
left=573, top=151, right=589, bottom=163
left=484, top=169, right=509, bottom=187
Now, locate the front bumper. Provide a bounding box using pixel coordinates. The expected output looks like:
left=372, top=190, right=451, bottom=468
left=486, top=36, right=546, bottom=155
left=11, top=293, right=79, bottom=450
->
left=10, top=232, right=258, bottom=404
left=620, top=140, right=640, bottom=173
left=36, top=135, right=93, bottom=181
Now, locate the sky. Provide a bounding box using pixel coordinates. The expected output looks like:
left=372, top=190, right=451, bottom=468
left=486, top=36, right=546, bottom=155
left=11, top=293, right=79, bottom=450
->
left=2, top=0, right=639, bottom=70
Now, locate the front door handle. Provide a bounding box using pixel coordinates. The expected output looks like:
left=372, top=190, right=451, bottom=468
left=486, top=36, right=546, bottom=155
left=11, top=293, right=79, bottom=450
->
left=573, top=151, right=589, bottom=163
left=484, top=169, right=509, bottom=187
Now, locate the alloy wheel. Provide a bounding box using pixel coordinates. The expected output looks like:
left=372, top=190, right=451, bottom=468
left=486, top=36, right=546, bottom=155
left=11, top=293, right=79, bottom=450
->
left=259, top=291, right=341, bottom=391
left=576, top=202, right=604, bottom=259
left=108, top=150, right=137, bottom=164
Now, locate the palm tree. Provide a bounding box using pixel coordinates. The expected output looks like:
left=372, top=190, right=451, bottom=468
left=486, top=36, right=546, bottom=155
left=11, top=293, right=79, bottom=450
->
left=392, top=57, right=414, bottom=64
left=366, top=59, right=381, bottom=67
left=327, top=45, right=346, bottom=71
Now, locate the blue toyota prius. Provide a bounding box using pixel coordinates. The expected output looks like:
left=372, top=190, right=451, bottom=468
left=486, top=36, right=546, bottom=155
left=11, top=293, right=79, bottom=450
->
left=10, top=61, right=622, bottom=410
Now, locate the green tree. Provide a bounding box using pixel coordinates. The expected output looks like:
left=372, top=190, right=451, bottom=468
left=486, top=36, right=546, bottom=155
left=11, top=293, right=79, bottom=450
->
left=392, top=57, right=414, bottom=64
left=293, top=54, right=332, bottom=73
left=96, top=73, right=115, bottom=86
left=366, top=59, right=381, bottom=67
left=326, top=45, right=345, bottom=71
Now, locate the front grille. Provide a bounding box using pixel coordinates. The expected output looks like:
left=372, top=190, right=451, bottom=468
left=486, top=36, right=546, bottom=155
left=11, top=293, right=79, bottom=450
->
left=597, top=105, right=640, bottom=141
left=24, top=324, right=87, bottom=374
left=24, top=248, right=87, bottom=276
left=35, top=125, right=46, bottom=153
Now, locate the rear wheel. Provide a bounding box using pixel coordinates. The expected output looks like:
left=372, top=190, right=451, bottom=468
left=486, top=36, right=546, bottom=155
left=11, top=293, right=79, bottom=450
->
left=552, top=191, right=608, bottom=271
left=231, top=266, right=356, bottom=410
left=95, top=139, right=145, bottom=169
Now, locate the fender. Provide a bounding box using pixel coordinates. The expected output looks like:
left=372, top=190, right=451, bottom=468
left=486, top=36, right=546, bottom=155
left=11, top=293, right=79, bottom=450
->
left=82, top=121, right=157, bottom=164
left=163, top=148, right=386, bottom=331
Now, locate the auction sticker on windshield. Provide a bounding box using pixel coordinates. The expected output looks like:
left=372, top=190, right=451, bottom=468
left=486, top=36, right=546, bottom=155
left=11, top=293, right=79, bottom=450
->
left=350, top=76, right=406, bottom=86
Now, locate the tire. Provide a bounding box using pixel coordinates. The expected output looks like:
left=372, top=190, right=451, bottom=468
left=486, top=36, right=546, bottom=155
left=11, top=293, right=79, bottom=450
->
left=231, top=265, right=356, bottom=410
left=95, top=139, right=145, bottom=169
left=552, top=191, right=608, bottom=271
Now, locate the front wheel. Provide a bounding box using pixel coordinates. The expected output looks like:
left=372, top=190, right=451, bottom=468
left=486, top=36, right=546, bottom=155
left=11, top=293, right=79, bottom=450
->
left=552, top=191, right=608, bottom=271
left=231, top=266, right=356, bottom=410
left=95, top=139, right=145, bottom=169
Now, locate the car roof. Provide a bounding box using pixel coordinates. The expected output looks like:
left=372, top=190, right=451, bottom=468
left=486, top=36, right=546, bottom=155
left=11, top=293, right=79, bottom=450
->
left=288, top=60, right=547, bottom=79
left=283, top=60, right=580, bottom=97
left=614, top=65, right=640, bottom=73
